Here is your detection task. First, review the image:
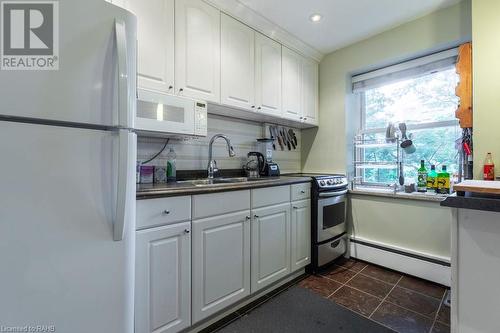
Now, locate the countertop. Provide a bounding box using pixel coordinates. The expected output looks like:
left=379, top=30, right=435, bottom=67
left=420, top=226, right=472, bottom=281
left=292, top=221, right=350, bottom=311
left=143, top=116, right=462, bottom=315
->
left=440, top=193, right=500, bottom=213
left=349, top=187, right=448, bottom=202
left=136, top=176, right=312, bottom=199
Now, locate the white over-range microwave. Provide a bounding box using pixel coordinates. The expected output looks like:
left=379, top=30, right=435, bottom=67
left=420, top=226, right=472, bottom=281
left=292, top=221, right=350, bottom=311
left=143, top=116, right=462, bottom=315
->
left=135, top=88, right=208, bottom=137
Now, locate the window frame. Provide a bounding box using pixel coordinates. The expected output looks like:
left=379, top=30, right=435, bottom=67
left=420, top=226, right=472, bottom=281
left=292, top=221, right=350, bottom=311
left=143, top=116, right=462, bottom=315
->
left=354, top=57, right=460, bottom=188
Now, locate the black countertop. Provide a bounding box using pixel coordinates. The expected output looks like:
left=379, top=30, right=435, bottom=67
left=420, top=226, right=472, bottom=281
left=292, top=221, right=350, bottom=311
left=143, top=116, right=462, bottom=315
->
left=440, top=193, right=500, bottom=213
left=136, top=176, right=312, bottom=199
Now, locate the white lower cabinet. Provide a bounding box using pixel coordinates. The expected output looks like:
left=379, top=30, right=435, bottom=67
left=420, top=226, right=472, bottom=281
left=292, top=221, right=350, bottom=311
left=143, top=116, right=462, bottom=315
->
left=136, top=182, right=311, bottom=330
left=291, top=199, right=311, bottom=271
left=135, top=222, right=191, bottom=333
left=192, top=210, right=251, bottom=323
left=251, top=202, right=291, bottom=292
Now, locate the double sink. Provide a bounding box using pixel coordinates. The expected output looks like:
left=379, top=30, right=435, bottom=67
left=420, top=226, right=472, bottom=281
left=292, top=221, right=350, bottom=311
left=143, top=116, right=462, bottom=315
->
left=177, top=177, right=271, bottom=186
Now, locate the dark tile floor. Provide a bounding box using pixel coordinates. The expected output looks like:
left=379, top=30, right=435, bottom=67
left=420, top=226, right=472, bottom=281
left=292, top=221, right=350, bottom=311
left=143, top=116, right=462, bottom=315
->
left=298, top=258, right=451, bottom=333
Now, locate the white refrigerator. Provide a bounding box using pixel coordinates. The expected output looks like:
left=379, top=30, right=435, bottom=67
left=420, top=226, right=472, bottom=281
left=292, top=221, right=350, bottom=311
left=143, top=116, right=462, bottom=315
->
left=0, top=1, right=137, bottom=332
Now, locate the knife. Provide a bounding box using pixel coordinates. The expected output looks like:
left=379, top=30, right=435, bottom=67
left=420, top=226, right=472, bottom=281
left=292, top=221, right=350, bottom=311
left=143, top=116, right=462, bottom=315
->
left=269, top=126, right=276, bottom=150
left=283, top=127, right=291, bottom=150
left=275, top=127, right=284, bottom=150
left=289, top=129, right=298, bottom=147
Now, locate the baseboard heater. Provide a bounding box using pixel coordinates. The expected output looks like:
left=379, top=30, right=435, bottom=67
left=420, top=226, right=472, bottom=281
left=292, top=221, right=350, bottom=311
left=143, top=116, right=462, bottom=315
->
left=349, top=237, right=451, bottom=286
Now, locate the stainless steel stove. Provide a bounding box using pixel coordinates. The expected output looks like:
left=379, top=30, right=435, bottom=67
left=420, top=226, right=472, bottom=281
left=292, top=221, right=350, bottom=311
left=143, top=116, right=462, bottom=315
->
left=288, top=173, right=348, bottom=271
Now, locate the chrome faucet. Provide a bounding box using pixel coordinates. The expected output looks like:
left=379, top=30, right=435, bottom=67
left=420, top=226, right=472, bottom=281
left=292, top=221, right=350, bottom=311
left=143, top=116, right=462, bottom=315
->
left=207, top=134, right=236, bottom=179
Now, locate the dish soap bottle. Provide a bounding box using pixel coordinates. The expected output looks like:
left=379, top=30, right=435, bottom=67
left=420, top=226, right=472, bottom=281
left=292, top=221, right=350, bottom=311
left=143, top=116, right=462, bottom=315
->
left=437, top=165, right=450, bottom=194
left=166, top=148, right=177, bottom=182
left=427, top=165, right=438, bottom=192
left=483, top=152, right=495, bottom=180
left=417, top=160, right=427, bottom=192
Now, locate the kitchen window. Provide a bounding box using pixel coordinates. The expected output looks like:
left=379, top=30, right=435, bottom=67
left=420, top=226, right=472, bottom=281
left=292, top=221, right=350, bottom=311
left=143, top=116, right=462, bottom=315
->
left=352, top=49, right=460, bottom=187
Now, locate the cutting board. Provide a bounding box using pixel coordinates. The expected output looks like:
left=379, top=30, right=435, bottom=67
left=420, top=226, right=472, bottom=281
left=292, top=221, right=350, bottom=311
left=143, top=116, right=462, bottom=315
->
left=454, top=180, right=500, bottom=195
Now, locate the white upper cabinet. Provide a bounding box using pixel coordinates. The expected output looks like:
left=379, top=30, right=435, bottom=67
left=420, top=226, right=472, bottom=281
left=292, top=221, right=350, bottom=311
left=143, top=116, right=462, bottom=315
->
left=255, top=33, right=282, bottom=117
left=175, top=0, right=221, bottom=103
left=301, top=57, right=319, bottom=125
left=282, top=47, right=302, bottom=121
left=121, top=0, right=175, bottom=94
left=221, top=14, right=255, bottom=110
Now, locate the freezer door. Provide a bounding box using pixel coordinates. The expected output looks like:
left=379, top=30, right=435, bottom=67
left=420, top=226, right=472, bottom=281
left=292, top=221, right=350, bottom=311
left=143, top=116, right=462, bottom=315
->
left=0, top=121, right=135, bottom=333
left=0, top=0, right=137, bottom=128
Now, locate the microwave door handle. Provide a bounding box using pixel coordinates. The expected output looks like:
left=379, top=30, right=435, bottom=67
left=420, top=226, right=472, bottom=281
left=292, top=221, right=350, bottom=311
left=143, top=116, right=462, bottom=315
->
left=115, top=19, right=129, bottom=129
left=318, top=189, right=348, bottom=197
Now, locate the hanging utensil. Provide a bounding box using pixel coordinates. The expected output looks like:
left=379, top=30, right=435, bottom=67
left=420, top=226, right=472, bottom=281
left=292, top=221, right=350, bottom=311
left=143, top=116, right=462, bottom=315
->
left=399, top=123, right=416, bottom=154
left=289, top=129, right=298, bottom=147
left=269, top=126, right=276, bottom=150
left=276, top=126, right=284, bottom=150
left=282, top=127, right=291, bottom=150
left=285, top=128, right=295, bottom=149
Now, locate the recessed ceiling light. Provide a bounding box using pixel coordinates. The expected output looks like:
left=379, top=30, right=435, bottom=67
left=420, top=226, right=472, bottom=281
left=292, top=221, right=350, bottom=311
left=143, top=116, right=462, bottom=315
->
left=309, top=14, right=322, bottom=23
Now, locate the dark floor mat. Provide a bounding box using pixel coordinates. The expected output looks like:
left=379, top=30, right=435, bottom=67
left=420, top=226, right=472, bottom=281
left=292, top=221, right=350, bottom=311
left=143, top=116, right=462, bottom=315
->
left=216, top=286, right=395, bottom=333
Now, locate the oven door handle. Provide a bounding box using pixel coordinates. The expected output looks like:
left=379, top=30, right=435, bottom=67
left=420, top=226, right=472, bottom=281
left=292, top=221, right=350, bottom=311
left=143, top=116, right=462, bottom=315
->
left=318, top=189, right=348, bottom=197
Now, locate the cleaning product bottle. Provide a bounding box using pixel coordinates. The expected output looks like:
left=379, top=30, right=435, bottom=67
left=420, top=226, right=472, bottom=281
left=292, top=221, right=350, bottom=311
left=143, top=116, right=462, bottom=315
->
left=427, top=165, right=438, bottom=192
left=437, top=165, right=450, bottom=194
left=417, top=160, right=427, bottom=192
left=483, top=152, right=495, bottom=180
left=166, top=148, right=177, bottom=182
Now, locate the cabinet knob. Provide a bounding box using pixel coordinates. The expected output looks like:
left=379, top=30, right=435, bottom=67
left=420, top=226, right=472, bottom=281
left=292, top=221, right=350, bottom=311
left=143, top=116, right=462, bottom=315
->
left=254, top=215, right=259, bottom=218
left=257, top=106, right=261, bottom=110
left=168, top=85, right=173, bottom=90
left=293, top=206, right=298, bottom=209
left=179, top=88, right=184, bottom=93
left=300, top=190, right=306, bottom=194
left=184, top=229, right=190, bottom=234
left=245, top=216, right=251, bottom=221
left=162, top=210, right=170, bottom=215
left=299, top=117, right=303, bottom=120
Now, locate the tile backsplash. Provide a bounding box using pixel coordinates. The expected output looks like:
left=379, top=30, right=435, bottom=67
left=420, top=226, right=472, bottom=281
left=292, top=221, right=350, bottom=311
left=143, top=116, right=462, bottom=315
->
left=137, top=114, right=301, bottom=174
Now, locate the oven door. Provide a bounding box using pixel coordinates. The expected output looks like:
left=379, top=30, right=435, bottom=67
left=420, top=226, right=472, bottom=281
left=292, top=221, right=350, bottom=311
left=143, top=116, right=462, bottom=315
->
left=317, top=190, right=347, bottom=243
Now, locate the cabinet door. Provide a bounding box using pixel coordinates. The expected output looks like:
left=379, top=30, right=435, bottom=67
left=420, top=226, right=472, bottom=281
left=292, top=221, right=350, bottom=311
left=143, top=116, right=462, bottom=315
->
left=175, top=0, right=220, bottom=102
left=135, top=222, right=191, bottom=333
left=192, top=210, right=251, bottom=323
left=255, top=33, right=282, bottom=116
left=221, top=14, right=255, bottom=110
left=282, top=47, right=302, bottom=120
left=302, top=57, right=319, bottom=125
left=291, top=200, right=311, bottom=271
left=251, top=203, right=291, bottom=292
left=125, top=0, right=175, bottom=93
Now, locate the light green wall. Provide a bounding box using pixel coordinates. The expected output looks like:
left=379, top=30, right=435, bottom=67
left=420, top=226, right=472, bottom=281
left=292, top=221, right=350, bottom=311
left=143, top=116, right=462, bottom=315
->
left=472, top=0, right=500, bottom=179
left=301, top=2, right=471, bottom=262
left=301, top=0, right=472, bottom=173
left=349, top=195, right=452, bottom=259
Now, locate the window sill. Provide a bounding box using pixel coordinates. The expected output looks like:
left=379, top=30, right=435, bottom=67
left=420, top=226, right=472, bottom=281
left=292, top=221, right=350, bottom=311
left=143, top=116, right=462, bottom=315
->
left=349, top=187, right=448, bottom=203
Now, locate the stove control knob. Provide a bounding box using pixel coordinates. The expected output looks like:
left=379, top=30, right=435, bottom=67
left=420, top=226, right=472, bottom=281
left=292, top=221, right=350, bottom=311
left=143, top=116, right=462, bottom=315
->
left=319, top=180, right=326, bottom=186
left=327, top=179, right=334, bottom=185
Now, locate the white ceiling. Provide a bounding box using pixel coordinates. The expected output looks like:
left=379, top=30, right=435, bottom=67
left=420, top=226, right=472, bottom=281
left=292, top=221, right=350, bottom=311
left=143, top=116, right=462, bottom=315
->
left=237, top=0, right=462, bottom=54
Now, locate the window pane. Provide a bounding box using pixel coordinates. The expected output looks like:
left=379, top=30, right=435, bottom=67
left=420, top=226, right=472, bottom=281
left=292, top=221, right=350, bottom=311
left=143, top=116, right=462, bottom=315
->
left=402, top=126, right=460, bottom=181
left=364, top=67, right=459, bottom=130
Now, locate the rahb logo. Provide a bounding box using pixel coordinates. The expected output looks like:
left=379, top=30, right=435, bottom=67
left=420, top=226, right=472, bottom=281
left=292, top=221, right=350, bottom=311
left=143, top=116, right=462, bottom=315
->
left=1, top=1, right=59, bottom=70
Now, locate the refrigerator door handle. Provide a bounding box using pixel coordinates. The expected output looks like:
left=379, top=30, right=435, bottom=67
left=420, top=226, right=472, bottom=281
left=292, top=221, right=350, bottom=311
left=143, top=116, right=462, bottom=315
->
left=115, top=19, right=129, bottom=129
left=114, top=130, right=130, bottom=241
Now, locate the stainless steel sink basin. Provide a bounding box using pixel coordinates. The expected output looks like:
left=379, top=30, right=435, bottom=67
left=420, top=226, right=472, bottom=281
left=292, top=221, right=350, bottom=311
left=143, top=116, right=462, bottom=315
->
left=177, top=177, right=269, bottom=186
